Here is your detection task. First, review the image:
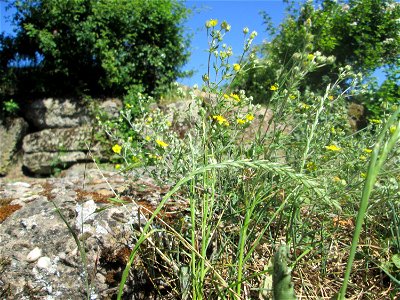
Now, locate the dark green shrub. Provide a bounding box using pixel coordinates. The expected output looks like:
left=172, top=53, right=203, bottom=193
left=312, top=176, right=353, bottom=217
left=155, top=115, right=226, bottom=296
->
left=0, top=0, right=190, bottom=98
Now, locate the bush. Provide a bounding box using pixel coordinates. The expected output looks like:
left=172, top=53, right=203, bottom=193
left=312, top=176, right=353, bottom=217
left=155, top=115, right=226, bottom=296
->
left=0, top=0, right=190, bottom=98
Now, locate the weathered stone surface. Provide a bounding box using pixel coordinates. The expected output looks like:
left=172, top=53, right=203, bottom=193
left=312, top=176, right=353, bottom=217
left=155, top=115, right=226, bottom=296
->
left=348, top=102, right=367, bottom=131
left=24, top=98, right=123, bottom=130
left=22, top=126, right=108, bottom=175
left=99, top=98, right=123, bottom=119
left=24, top=98, right=91, bottom=129
left=0, top=167, right=171, bottom=299
left=22, top=126, right=93, bottom=153
left=23, top=151, right=89, bottom=175
left=0, top=118, right=28, bottom=176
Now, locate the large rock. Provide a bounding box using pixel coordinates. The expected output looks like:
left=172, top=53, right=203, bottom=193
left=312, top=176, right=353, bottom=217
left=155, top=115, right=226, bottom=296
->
left=23, top=151, right=89, bottom=175
left=24, top=98, right=123, bottom=130
left=0, top=118, right=29, bottom=176
left=23, top=126, right=93, bottom=153
left=0, top=168, right=169, bottom=299
left=22, top=126, right=105, bottom=175
left=25, top=98, right=91, bottom=129
left=98, top=98, right=123, bottom=119
left=348, top=102, right=367, bottom=131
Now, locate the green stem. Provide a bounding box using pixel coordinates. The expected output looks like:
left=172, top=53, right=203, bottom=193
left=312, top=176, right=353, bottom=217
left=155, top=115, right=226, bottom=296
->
left=236, top=195, right=255, bottom=296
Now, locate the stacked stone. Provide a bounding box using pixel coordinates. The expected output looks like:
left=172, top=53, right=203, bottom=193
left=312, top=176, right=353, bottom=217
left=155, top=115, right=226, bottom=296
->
left=0, top=98, right=121, bottom=176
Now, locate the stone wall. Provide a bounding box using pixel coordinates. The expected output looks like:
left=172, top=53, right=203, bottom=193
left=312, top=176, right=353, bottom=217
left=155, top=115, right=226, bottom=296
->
left=0, top=98, right=122, bottom=177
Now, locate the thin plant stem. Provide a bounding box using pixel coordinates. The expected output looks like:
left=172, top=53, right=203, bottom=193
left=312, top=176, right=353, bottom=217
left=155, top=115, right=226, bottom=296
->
left=236, top=190, right=259, bottom=296
left=299, top=84, right=329, bottom=173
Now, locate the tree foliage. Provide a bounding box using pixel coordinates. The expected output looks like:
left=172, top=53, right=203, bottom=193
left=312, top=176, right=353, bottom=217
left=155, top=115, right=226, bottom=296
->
left=234, top=0, right=400, bottom=108
left=0, top=0, right=190, bottom=98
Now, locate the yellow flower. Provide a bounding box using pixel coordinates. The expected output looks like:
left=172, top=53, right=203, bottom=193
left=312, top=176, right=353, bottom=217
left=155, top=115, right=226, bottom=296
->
left=223, top=94, right=230, bottom=99
left=325, top=144, right=341, bottom=151
left=307, top=53, right=315, bottom=61
left=300, top=102, right=310, bottom=109
left=390, top=125, right=397, bottom=134
left=237, top=118, right=246, bottom=125
left=233, top=64, right=241, bottom=72
left=328, top=95, right=334, bottom=101
left=212, top=115, right=229, bottom=126
left=230, top=93, right=240, bottom=102
left=333, top=176, right=346, bottom=185
left=359, top=155, right=367, bottom=161
left=155, top=139, right=168, bottom=148
left=115, top=164, right=121, bottom=170
left=363, top=148, right=372, bottom=153
left=166, top=121, right=172, bottom=127
left=289, top=94, right=296, bottom=100
left=145, top=135, right=151, bottom=141
left=112, top=144, right=122, bottom=154
left=270, top=84, right=278, bottom=91
left=245, top=114, right=254, bottom=122
left=361, top=172, right=367, bottom=179
left=369, top=119, right=382, bottom=124
left=147, top=117, right=153, bottom=123
left=306, top=161, right=317, bottom=171
left=125, top=103, right=132, bottom=109
left=206, top=19, right=218, bottom=28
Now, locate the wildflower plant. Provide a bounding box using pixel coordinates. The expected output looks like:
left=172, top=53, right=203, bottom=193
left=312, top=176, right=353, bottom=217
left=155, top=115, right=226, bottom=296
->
left=99, top=15, right=400, bottom=300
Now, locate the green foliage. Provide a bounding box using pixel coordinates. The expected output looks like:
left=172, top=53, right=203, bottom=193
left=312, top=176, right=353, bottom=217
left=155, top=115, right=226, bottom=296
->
left=234, top=0, right=400, bottom=110
left=0, top=0, right=190, bottom=97
left=2, top=99, right=19, bottom=115
left=370, top=66, right=399, bottom=118
left=97, top=84, right=153, bottom=166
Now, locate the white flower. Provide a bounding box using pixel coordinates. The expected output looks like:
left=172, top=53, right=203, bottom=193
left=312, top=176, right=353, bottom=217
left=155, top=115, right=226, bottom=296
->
left=383, top=38, right=394, bottom=44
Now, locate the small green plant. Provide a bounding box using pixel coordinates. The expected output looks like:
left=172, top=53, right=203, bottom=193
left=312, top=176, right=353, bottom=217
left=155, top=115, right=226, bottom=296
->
left=2, top=99, right=19, bottom=115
